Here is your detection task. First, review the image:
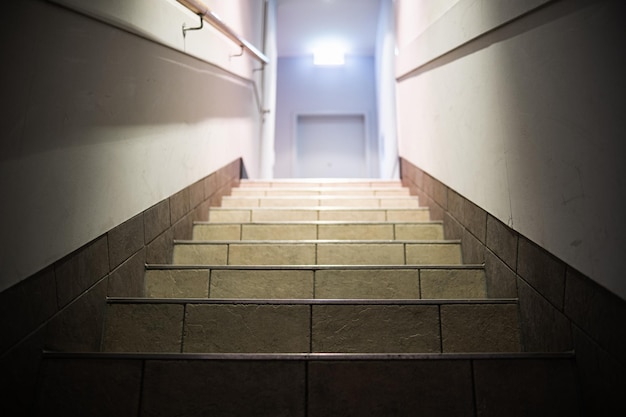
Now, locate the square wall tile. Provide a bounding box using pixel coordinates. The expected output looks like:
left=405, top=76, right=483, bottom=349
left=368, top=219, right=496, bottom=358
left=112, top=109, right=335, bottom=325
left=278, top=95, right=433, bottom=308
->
left=144, top=200, right=170, bottom=244
left=0, top=267, right=58, bottom=354
left=45, top=279, right=108, bottom=352
left=108, top=214, right=144, bottom=270
left=564, top=267, right=626, bottom=364
left=108, top=248, right=145, bottom=297
left=517, top=237, right=566, bottom=310
left=486, top=215, right=518, bottom=270
left=517, top=278, right=572, bottom=352
left=55, top=235, right=109, bottom=308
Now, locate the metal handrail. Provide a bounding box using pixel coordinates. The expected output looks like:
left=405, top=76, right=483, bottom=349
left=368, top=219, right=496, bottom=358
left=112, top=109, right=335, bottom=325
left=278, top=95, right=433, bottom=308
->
left=177, top=0, right=269, bottom=64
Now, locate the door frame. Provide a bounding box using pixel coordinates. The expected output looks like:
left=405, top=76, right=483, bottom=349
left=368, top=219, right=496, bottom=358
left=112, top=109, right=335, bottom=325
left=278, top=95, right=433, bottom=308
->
left=291, top=111, right=372, bottom=178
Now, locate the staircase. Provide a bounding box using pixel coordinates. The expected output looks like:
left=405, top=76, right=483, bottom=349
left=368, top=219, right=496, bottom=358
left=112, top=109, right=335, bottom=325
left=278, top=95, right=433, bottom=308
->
left=38, top=179, right=580, bottom=416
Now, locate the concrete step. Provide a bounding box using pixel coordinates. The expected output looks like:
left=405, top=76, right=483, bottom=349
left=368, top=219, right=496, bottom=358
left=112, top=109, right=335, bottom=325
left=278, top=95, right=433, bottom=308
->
left=239, top=179, right=403, bottom=188
left=192, top=221, right=444, bottom=241
left=143, top=265, right=486, bottom=299
left=38, top=352, right=580, bottom=417
left=101, top=299, right=521, bottom=354
left=207, top=207, right=431, bottom=222
left=220, top=195, right=421, bottom=208
left=171, top=240, right=462, bottom=265
left=231, top=187, right=411, bottom=197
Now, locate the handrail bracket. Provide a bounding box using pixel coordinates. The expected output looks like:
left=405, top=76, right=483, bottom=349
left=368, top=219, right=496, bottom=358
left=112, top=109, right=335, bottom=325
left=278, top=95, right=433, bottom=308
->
left=182, top=14, right=204, bottom=38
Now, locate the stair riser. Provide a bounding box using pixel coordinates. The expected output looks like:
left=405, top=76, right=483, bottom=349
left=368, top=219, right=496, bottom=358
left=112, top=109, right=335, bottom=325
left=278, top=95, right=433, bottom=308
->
left=220, top=197, right=420, bottom=208
left=37, top=357, right=580, bottom=417
left=144, top=268, right=487, bottom=299
left=239, top=180, right=402, bottom=188
left=102, top=303, right=520, bottom=354
left=208, top=208, right=430, bottom=222
left=172, top=242, right=462, bottom=265
left=192, top=223, right=444, bottom=241
left=231, top=189, right=410, bottom=197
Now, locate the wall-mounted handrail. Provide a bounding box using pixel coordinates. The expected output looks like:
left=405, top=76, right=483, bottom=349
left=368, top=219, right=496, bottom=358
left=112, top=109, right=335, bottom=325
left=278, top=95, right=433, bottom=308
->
left=177, top=0, right=269, bottom=64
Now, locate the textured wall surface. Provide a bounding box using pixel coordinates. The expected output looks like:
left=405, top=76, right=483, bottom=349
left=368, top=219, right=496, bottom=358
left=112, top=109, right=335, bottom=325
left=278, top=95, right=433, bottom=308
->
left=0, top=0, right=264, bottom=292
left=395, top=0, right=626, bottom=301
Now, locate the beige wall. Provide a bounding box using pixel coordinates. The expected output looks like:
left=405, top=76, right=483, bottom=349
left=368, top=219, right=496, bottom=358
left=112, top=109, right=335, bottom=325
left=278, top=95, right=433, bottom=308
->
left=395, top=0, right=626, bottom=300
left=0, top=0, right=265, bottom=292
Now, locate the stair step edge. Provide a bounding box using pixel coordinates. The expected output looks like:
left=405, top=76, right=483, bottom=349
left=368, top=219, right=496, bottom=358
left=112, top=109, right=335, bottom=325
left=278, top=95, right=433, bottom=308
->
left=106, top=297, right=518, bottom=305
left=172, top=239, right=462, bottom=244
left=193, top=220, right=444, bottom=225
left=144, top=264, right=485, bottom=270
left=42, top=351, right=575, bottom=361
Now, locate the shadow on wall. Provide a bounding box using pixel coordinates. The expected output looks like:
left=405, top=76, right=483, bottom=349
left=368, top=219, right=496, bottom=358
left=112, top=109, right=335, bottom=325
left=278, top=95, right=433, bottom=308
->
left=1, top=0, right=256, bottom=162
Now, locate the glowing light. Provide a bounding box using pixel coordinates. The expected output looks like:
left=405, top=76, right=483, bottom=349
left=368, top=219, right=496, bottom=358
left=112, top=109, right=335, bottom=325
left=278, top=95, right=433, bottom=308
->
left=313, top=43, right=346, bottom=66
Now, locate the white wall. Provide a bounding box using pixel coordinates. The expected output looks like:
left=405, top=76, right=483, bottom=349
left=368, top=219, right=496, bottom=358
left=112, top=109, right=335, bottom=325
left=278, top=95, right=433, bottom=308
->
left=0, top=0, right=265, bottom=292
left=274, top=56, right=379, bottom=178
left=374, top=0, right=399, bottom=179
left=395, top=0, right=626, bottom=300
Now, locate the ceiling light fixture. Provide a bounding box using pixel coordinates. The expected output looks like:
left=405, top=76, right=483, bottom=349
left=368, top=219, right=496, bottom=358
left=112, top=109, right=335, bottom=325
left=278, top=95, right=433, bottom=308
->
left=313, top=44, right=345, bottom=66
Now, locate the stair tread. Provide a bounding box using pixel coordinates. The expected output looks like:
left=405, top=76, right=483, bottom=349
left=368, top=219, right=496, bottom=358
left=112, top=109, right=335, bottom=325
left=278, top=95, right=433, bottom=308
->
left=145, top=264, right=483, bottom=270
left=43, top=351, right=573, bottom=360
left=107, top=297, right=517, bottom=304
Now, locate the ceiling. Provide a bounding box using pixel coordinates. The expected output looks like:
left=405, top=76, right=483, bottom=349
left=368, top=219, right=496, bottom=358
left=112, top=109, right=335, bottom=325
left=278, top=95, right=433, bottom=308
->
left=276, top=0, right=382, bottom=57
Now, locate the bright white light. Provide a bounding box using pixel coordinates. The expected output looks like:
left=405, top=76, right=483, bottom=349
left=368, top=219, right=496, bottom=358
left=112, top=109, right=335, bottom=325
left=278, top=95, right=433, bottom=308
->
left=313, top=44, right=346, bottom=66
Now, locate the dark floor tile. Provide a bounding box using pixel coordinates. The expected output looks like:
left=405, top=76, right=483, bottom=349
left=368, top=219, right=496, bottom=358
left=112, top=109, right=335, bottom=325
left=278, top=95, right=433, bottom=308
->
left=0, top=267, right=58, bottom=354
left=36, top=358, right=142, bottom=417
left=517, top=278, right=573, bottom=352
left=572, top=326, right=626, bottom=416
left=141, top=360, right=305, bottom=417
left=474, top=358, right=580, bottom=417
left=486, top=215, right=518, bottom=270
left=564, top=268, right=626, bottom=365
left=144, top=200, right=170, bottom=244
left=108, top=214, right=144, bottom=270
left=45, top=279, right=108, bottom=352
left=54, top=235, right=109, bottom=308
left=484, top=250, right=518, bottom=298
left=308, top=360, right=474, bottom=417
left=517, top=237, right=566, bottom=310
left=108, top=248, right=146, bottom=297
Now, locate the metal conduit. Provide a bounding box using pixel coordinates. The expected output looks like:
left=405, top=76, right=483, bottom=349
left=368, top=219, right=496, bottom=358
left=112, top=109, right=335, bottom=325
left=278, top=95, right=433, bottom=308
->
left=177, top=0, right=269, bottom=64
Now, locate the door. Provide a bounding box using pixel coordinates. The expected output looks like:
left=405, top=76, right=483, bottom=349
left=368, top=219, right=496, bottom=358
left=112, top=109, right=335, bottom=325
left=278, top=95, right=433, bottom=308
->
left=295, top=114, right=368, bottom=178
